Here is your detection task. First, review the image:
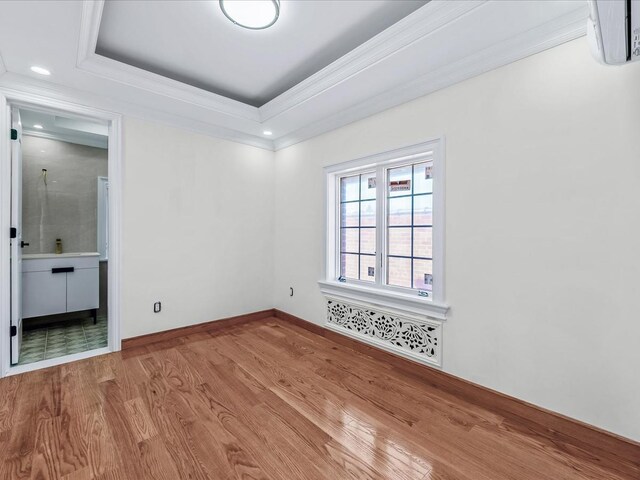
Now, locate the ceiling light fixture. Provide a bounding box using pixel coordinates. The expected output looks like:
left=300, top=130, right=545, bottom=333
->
left=33, top=124, right=44, bottom=129
left=30, top=66, right=51, bottom=76
left=263, top=130, right=273, bottom=136
left=220, top=0, right=280, bottom=30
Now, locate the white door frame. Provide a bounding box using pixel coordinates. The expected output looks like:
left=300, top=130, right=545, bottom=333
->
left=9, top=106, right=23, bottom=365
left=97, top=176, right=109, bottom=261
left=0, top=88, right=123, bottom=377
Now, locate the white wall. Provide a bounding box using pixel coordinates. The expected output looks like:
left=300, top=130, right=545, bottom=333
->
left=122, top=117, right=274, bottom=339
left=273, top=38, right=640, bottom=442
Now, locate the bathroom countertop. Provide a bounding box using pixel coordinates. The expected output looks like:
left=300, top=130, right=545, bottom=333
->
left=23, top=252, right=100, bottom=260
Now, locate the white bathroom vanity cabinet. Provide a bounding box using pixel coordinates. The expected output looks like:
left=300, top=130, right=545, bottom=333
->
left=22, top=253, right=100, bottom=319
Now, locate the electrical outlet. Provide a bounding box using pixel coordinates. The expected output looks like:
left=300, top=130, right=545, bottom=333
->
left=154, top=301, right=161, bottom=313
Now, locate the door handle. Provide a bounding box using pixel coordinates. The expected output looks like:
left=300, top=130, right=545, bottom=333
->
left=52, top=267, right=74, bottom=274
left=20, top=241, right=29, bottom=248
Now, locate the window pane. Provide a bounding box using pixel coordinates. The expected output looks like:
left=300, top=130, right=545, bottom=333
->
left=388, top=257, right=411, bottom=288
left=414, top=195, right=433, bottom=226
left=388, top=196, right=412, bottom=226
left=360, top=255, right=376, bottom=282
left=413, top=227, right=432, bottom=259
left=340, top=202, right=359, bottom=227
left=388, top=165, right=412, bottom=197
left=360, top=228, right=376, bottom=255
left=385, top=160, right=435, bottom=291
left=341, top=175, right=360, bottom=202
left=360, top=200, right=376, bottom=226
left=340, top=253, right=358, bottom=279
left=413, top=161, right=433, bottom=195
left=413, top=259, right=433, bottom=291
left=361, top=174, right=376, bottom=200
left=341, top=228, right=359, bottom=254
left=388, top=227, right=411, bottom=257
left=338, top=172, right=377, bottom=282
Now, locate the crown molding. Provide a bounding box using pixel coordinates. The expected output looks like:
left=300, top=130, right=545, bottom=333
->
left=259, top=0, right=485, bottom=122
left=76, top=0, right=103, bottom=66
left=76, top=0, right=260, bottom=123
left=273, top=4, right=588, bottom=150
left=0, top=73, right=275, bottom=151
left=67, top=0, right=588, bottom=152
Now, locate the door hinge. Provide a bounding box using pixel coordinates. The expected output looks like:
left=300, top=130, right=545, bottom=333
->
left=10, top=325, right=17, bottom=337
left=10, top=227, right=16, bottom=239
left=10, top=129, right=17, bottom=140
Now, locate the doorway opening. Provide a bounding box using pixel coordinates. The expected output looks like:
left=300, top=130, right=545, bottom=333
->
left=0, top=92, right=122, bottom=376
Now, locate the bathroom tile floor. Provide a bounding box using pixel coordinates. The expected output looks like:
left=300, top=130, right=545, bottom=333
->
left=18, top=316, right=108, bottom=365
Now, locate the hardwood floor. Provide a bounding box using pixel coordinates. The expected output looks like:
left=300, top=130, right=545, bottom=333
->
left=0, top=317, right=637, bottom=480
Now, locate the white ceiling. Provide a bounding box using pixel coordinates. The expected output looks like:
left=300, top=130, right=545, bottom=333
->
left=97, top=0, right=427, bottom=107
left=0, top=1, right=589, bottom=151
left=20, top=109, right=109, bottom=149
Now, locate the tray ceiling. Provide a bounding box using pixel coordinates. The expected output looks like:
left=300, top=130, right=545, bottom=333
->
left=96, top=0, right=427, bottom=107
left=0, top=1, right=588, bottom=151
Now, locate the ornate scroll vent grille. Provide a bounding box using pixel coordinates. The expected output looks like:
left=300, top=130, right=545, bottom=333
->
left=326, top=299, right=442, bottom=367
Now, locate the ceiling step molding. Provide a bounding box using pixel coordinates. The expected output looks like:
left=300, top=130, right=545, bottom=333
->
left=0, top=73, right=275, bottom=151
left=258, top=0, right=485, bottom=122
left=76, top=0, right=259, bottom=123
left=60, top=1, right=589, bottom=151
left=273, top=4, right=588, bottom=150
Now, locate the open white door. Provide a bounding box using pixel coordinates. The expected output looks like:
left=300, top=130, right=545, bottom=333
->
left=10, top=107, right=23, bottom=365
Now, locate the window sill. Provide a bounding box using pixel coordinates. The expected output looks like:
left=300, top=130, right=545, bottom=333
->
left=318, top=280, right=449, bottom=321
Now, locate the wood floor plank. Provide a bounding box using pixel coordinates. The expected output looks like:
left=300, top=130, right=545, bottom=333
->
left=98, top=379, right=145, bottom=479
left=123, top=397, right=158, bottom=443
left=82, top=408, right=121, bottom=479
left=0, top=375, right=21, bottom=432
left=0, top=317, right=637, bottom=480
left=227, top=330, right=464, bottom=480
left=191, top=382, right=288, bottom=479
left=2, top=369, right=52, bottom=480
left=136, top=357, right=216, bottom=480
left=137, top=437, right=182, bottom=480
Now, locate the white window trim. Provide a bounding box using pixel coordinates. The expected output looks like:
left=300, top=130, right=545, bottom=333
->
left=319, top=138, right=449, bottom=321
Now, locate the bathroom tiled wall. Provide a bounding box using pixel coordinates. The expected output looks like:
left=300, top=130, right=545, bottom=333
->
left=21, top=135, right=108, bottom=254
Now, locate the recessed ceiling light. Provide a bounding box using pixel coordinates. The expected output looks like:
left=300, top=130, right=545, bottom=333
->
left=263, top=130, right=273, bottom=136
left=30, top=66, right=51, bottom=76
left=33, top=124, right=44, bottom=129
left=220, top=0, right=280, bottom=30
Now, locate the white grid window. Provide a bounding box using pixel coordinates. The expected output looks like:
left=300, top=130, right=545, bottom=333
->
left=323, top=139, right=446, bottom=311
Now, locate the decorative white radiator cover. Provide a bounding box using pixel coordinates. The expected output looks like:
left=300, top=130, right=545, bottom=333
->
left=325, top=298, right=442, bottom=367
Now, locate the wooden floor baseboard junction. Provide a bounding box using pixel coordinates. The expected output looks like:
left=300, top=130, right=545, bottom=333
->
left=2, top=310, right=638, bottom=479
left=272, top=310, right=640, bottom=472
left=121, top=308, right=276, bottom=350
left=111, top=307, right=640, bottom=478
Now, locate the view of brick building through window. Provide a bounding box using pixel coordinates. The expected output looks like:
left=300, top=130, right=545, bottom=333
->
left=339, top=161, right=433, bottom=291
left=340, top=171, right=376, bottom=282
